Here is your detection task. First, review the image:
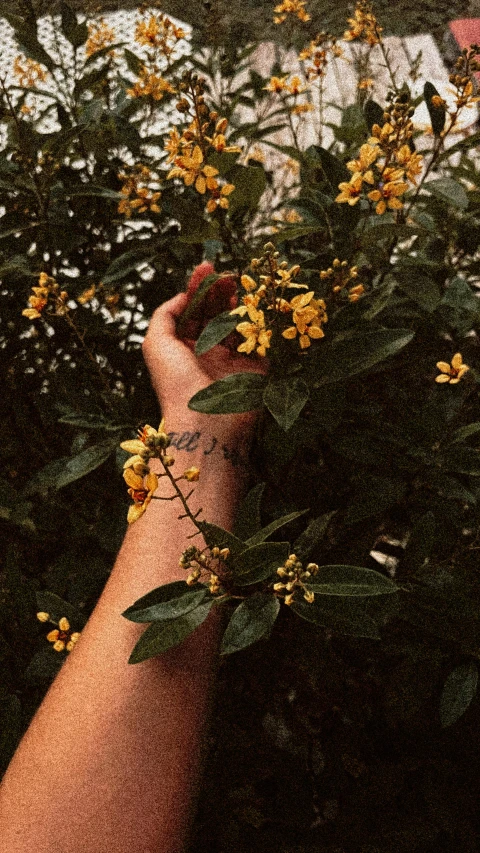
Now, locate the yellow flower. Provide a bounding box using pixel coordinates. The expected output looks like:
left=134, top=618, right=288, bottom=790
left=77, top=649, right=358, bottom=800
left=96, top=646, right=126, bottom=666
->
left=127, top=71, right=175, bottom=101
left=273, top=0, right=310, bottom=24
left=37, top=611, right=50, bottom=622
left=344, top=0, right=381, bottom=45
left=282, top=291, right=327, bottom=349
left=164, top=127, right=182, bottom=163
left=290, top=103, right=315, bottom=115
left=183, top=467, right=200, bottom=481
left=235, top=306, right=272, bottom=357
left=124, top=469, right=159, bottom=523
left=45, top=616, right=80, bottom=653
left=121, top=420, right=169, bottom=458
left=167, top=146, right=219, bottom=195
left=336, top=174, right=364, bottom=206
left=395, top=145, right=423, bottom=184
left=346, top=143, right=380, bottom=184
left=13, top=55, right=47, bottom=88
left=435, top=353, right=470, bottom=384
left=77, top=284, right=96, bottom=305
left=205, top=183, right=235, bottom=213
left=367, top=179, right=409, bottom=215
left=85, top=19, right=116, bottom=58
left=264, top=76, right=288, bottom=93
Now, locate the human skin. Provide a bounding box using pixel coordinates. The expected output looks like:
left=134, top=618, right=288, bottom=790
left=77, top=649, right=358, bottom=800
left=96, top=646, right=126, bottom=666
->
left=0, top=265, right=265, bottom=853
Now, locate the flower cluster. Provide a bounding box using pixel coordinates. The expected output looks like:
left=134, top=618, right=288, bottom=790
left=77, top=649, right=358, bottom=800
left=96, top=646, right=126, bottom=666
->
left=343, top=0, right=381, bottom=46
left=37, top=612, right=81, bottom=653
left=13, top=55, right=48, bottom=88
left=263, top=74, right=314, bottom=115
left=165, top=75, right=240, bottom=214
left=120, top=421, right=201, bottom=523
left=76, top=281, right=121, bottom=316
left=118, top=164, right=161, bottom=217
left=127, top=70, right=175, bottom=101
left=435, top=353, right=470, bottom=384
left=180, top=544, right=230, bottom=592
left=22, top=273, right=69, bottom=321
left=336, top=94, right=423, bottom=215
left=134, top=13, right=186, bottom=58
left=447, top=48, right=480, bottom=118
left=85, top=18, right=116, bottom=58
left=273, top=0, right=311, bottom=24
left=230, top=245, right=328, bottom=354
left=273, top=554, right=319, bottom=605
left=320, top=259, right=365, bottom=302
left=298, top=33, right=343, bottom=81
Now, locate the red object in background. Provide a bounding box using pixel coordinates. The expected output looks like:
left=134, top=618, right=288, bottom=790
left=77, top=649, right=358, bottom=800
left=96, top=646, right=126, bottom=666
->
left=448, top=19, right=480, bottom=81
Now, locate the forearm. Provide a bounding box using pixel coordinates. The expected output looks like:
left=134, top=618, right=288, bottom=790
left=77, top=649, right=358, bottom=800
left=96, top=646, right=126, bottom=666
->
left=0, top=417, right=249, bottom=853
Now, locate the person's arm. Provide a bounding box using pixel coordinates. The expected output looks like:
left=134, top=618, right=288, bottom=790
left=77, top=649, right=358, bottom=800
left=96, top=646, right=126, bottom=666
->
left=0, top=275, right=262, bottom=853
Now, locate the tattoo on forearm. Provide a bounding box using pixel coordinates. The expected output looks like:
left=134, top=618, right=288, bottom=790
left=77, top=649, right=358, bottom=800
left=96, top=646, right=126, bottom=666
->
left=167, top=430, right=247, bottom=468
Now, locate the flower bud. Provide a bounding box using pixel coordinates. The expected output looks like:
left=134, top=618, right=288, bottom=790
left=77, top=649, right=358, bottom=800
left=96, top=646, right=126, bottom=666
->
left=284, top=593, right=295, bottom=606
left=219, top=548, right=230, bottom=560
left=303, top=590, right=315, bottom=604
left=58, top=617, right=70, bottom=632
left=273, top=582, right=285, bottom=591
left=184, top=467, right=200, bottom=482
left=163, top=455, right=175, bottom=467
left=37, top=611, right=50, bottom=622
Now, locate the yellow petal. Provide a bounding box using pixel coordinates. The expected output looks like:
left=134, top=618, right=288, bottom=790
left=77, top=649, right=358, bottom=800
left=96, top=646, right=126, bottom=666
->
left=241, top=274, right=257, bottom=292
left=123, top=468, right=145, bottom=489
left=145, top=471, right=159, bottom=492
left=120, top=439, right=148, bottom=455
left=299, top=334, right=311, bottom=349
left=195, top=175, right=206, bottom=194
left=46, top=629, right=59, bottom=642
left=451, top=352, right=463, bottom=370
left=127, top=503, right=146, bottom=523
left=436, top=361, right=451, bottom=373
left=58, top=617, right=70, bottom=632
left=282, top=326, right=297, bottom=339
left=435, top=374, right=450, bottom=383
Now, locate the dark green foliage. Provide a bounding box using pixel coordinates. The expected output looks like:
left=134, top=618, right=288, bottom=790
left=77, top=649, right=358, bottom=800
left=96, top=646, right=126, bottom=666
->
left=2, top=4, right=480, bottom=850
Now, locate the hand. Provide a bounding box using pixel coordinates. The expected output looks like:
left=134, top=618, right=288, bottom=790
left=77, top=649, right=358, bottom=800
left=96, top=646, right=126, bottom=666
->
left=142, top=262, right=267, bottom=437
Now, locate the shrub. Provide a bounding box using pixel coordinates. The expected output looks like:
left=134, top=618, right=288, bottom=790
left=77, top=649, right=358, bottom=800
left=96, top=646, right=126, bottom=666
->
left=2, top=2, right=480, bottom=849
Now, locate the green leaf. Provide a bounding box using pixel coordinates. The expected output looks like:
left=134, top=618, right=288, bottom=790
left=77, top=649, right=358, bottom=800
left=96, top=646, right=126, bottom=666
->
left=194, top=311, right=238, bottom=356
left=438, top=276, right=479, bottom=335
left=403, top=511, right=436, bottom=573
left=394, top=270, right=441, bottom=313
left=304, top=145, right=349, bottom=192
left=102, top=248, right=155, bottom=284
left=231, top=541, right=290, bottom=586
left=292, top=512, right=336, bottom=561
left=24, top=438, right=117, bottom=495
left=226, top=165, right=267, bottom=215
left=311, top=329, right=415, bottom=386
left=291, top=598, right=381, bottom=639
left=263, top=377, right=309, bottom=431
left=35, top=590, right=87, bottom=629
left=424, top=178, right=468, bottom=210
left=232, top=482, right=265, bottom=540
left=306, top=565, right=397, bottom=596
left=9, top=20, right=57, bottom=72
left=438, top=446, right=480, bottom=476
left=197, top=522, right=245, bottom=556
left=176, top=273, right=219, bottom=337
left=451, top=423, right=480, bottom=444
left=246, top=510, right=308, bottom=547
left=74, top=64, right=110, bottom=98
left=424, top=82, right=446, bottom=136
left=344, top=476, right=407, bottom=525
left=188, top=372, right=266, bottom=414
left=124, top=48, right=146, bottom=77
left=364, top=99, right=385, bottom=133
left=60, top=3, right=88, bottom=47
left=128, top=601, right=213, bottom=663
left=68, top=186, right=123, bottom=200
left=220, top=593, right=280, bottom=655
left=122, top=583, right=208, bottom=622
left=440, top=661, right=478, bottom=728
